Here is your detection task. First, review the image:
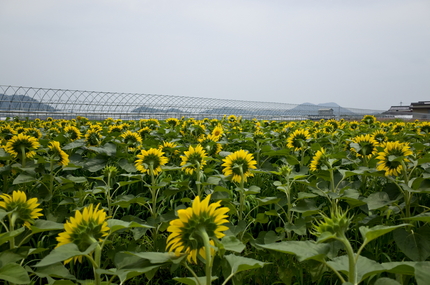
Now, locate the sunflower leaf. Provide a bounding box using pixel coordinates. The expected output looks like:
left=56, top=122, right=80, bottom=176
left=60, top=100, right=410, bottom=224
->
left=0, top=263, right=30, bottom=284
left=0, top=227, right=25, bottom=246
left=107, top=219, right=154, bottom=234
left=34, top=242, right=98, bottom=267
left=173, top=276, right=218, bottom=285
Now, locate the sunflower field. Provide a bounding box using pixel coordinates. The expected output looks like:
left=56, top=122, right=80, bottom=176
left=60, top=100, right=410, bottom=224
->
left=1, top=115, right=430, bottom=285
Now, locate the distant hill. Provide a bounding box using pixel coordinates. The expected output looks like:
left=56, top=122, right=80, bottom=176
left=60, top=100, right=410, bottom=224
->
left=288, top=102, right=357, bottom=116
left=0, top=94, right=56, bottom=111
left=131, top=105, right=184, bottom=113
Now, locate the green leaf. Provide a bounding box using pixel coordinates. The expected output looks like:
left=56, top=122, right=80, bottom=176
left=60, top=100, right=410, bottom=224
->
left=107, top=219, right=154, bottom=234
left=0, top=263, right=30, bottom=284
left=258, top=241, right=330, bottom=262
left=255, top=213, right=269, bottom=223
left=414, top=261, right=430, bottom=285
left=111, top=195, right=148, bottom=208
left=360, top=224, right=409, bottom=244
left=12, top=173, right=36, bottom=184
left=256, top=197, right=281, bottom=206
left=245, top=185, right=260, bottom=194
left=33, top=263, right=76, bottom=280
left=393, top=227, right=430, bottom=261
left=63, top=140, right=85, bottom=150
left=363, top=192, right=397, bottom=210
left=173, top=276, right=218, bottom=285
left=35, top=242, right=98, bottom=267
left=0, top=227, right=25, bottom=246
left=291, top=199, right=322, bottom=217
left=225, top=254, right=267, bottom=275
left=327, top=255, right=385, bottom=283
left=402, top=213, right=430, bottom=223
left=118, top=158, right=137, bottom=173
left=84, top=157, right=107, bottom=172
left=88, top=142, right=117, bottom=156
left=381, top=261, right=416, bottom=275
left=31, top=219, right=64, bottom=234
left=97, top=267, right=161, bottom=284
left=124, top=251, right=183, bottom=264
left=221, top=236, right=246, bottom=253
left=0, top=148, right=12, bottom=160
left=374, top=277, right=402, bottom=285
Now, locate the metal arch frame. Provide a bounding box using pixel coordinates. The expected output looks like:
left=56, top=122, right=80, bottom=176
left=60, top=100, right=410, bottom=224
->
left=0, top=85, right=387, bottom=120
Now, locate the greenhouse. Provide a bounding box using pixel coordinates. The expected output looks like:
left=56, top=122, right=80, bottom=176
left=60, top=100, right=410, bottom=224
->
left=0, top=85, right=386, bottom=120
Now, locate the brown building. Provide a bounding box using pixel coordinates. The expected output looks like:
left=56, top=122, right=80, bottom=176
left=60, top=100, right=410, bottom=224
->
left=410, top=101, right=430, bottom=119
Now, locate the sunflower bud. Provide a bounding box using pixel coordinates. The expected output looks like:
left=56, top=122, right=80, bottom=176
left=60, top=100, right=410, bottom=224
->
left=313, top=207, right=351, bottom=242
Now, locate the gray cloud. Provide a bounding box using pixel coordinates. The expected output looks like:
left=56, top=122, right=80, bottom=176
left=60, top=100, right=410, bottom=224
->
left=1, top=0, right=429, bottom=110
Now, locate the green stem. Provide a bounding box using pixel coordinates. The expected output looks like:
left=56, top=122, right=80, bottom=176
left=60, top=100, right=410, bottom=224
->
left=184, top=263, right=202, bottom=285
left=339, top=234, right=357, bottom=285
left=198, top=227, right=213, bottom=285
left=93, top=244, right=102, bottom=285
left=9, top=212, right=17, bottom=249
left=196, top=162, right=201, bottom=197
left=239, top=166, right=245, bottom=221
left=20, top=146, right=26, bottom=168
left=149, top=164, right=157, bottom=219
left=401, top=160, right=412, bottom=218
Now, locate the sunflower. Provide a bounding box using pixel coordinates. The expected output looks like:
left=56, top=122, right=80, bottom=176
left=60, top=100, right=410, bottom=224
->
left=198, top=136, right=222, bottom=156
left=286, top=129, right=311, bottom=151
left=418, top=122, right=430, bottom=135
left=348, top=121, right=360, bottom=131
left=85, top=129, right=103, bottom=146
left=48, top=141, right=69, bottom=166
left=376, top=141, right=413, bottom=176
left=166, top=195, right=229, bottom=264
left=135, top=148, right=168, bottom=176
left=138, top=127, right=152, bottom=139
left=0, top=125, right=17, bottom=140
left=222, top=149, right=257, bottom=183
left=361, top=115, right=377, bottom=125
left=64, top=126, right=82, bottom=141
left=350, top=134, right=379, bottom=159
left=0, top=190, right=43, bottom=228
left=211, top=125, right=224, bottom=138
left=372, top=130, right=387, bottom=143
left=309, top=148, right=326, bottom=172
left=120, top=130, right=142, bottom=151
left=24, top=127, right=42, bottom=139
left=180, top=145, right=208, bottom=175
left=159, top=141, right=179, bottom=156
left=4, top=133, right=40, bottom=159
left=108, top=124, right=125, bottom=133
left=166, top=118, right=180, bottom=128
left=56, top=204, right=109, bottom=264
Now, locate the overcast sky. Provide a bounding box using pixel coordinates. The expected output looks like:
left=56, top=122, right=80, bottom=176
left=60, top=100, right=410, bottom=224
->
left=1, top=0, right=429, bottom=110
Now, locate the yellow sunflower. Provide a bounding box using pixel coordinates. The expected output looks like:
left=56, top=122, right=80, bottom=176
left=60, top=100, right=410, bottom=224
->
left=211, top=125, right=224, bottom=138
left=85, top=129, right=103, bottom=147
left=166, top=195, right=229, bottom=264
left=120, top=130, right=142, bottom=151
left=0, top=190, right=43, bottom=228
left=56, top=204, right=109, bottom=264
left=166, top=118, right=180, bottom=128
left=135, top=148, right=168, bottom=176
left=222, top=149, right=257, bottom=183
left=180, top=145, right=208, bottom=175
left=361, top=115, right=377, bottom=125
left=64, top=126, right=82, bottom=141
left=4, top=133, right=40, bottom=159
left=309, top=148, right=326, bottom=172
left=48, top=141, right=69, bottom=166
left=350, top=134, right=379, bottom=159
left=286, top=129, right=311, bottom=151
left=376, top=141, right=413, bottom=176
